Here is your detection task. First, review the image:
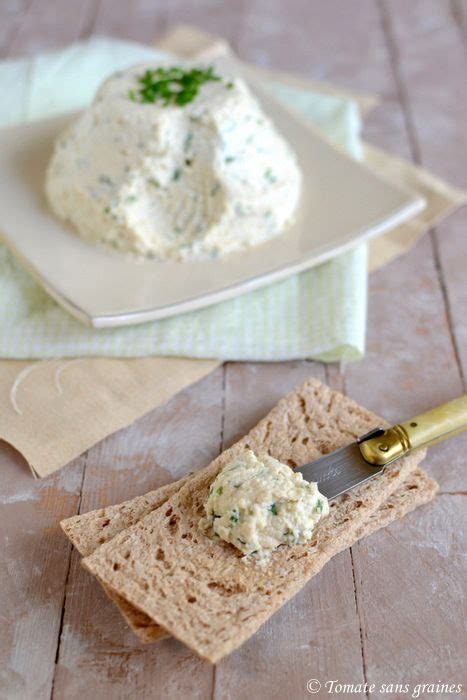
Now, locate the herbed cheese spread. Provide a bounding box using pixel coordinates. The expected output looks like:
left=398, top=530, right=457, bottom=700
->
left=46, top=62, right=302, bottom=261
left=201, top=450, right=329, bottom=560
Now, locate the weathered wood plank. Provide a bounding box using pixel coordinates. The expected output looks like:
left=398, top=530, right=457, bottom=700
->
left=380, top=0, right=467, bottom=383
left=92, top=0, right=169, bottom=45
left=215, top=362, right=367, bottom=699
left=165, top=0, right=246, bottom=52
left=449, top=0, right=467, bottom=46
left=352, top=495, right=466, bottom=688
left=343, top=0, right=467, bottom=689
left=0, top=441, right=84, bottom=700
left=346, top=234, right=465, bottom=492
left=236, top=0, right=465, bottom=694
left=222, top=361, right=326, bottom=448
left=222, top=2, right=401, bottom=690
left=216, top=549, right=368, bottom=700
left=52, top=368, right=225, bottom=699
left=432, top=208, right=467, bottom=385
left=229, top=2, right=417, bottom=693
left=0, top=0, right=34, bottom=56
left=237, top=0, right=413, bottom=160
left=236, top=1, right=465, bottom=694
left=341, top=0, right=466, bottom=493
left=6, top=0, right=98, bottom=58
left=268, top=0, right=467, bottom=490
left=0, top=3, right=98, bottom=699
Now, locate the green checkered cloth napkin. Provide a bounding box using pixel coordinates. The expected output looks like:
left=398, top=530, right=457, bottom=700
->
left=0, top=37, right=367, bottom=361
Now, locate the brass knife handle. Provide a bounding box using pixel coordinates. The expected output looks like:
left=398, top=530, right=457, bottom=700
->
left=359, top=394, right=467, bottom=466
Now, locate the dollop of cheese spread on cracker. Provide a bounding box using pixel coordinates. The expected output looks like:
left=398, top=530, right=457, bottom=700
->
left=45, top=62, right=302, bottom=261
left=201, top=450, right=329, bottom=559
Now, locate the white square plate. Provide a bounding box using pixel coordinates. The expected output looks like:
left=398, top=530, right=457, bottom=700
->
left=0, top=77, right=425, bottom=327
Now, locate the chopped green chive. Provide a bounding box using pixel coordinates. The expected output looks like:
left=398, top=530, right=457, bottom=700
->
left=216, top=486, right=224, bottom=495
left=269, top=503, right=278, bottom=515
left=230, top=508, right=239, bottom=523
left=315, top=499, right=324, bottom=514
left=172, top=168, right=182, bottom=181
left=184, top=131, right=194, bottom=151
left=264, top=167, right=277, bottom=184
left=128, top=65, right=227, bottom=107
left=99, top=174, right=113, bottom=186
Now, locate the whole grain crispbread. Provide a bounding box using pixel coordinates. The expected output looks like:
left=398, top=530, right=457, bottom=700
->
left=82, top=378, right=432, bottom=661
left=61, top=475, right=191, bottom=642
left=84, top=468, right=438, bottom=644
left=351, top=467, right=437, bottom=538
left=61, top=477, right=189, bottom=557
left=63, top=468, right=437, bottom=644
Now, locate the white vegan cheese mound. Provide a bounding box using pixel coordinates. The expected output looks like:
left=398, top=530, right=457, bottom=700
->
left=45, top=62, right=302, bottom=261
left=201, top=450, right=329, bottom=559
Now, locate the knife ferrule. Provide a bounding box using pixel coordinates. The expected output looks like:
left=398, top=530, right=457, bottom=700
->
left=359, top=425, right=410, bottom=466
left=295, top=394, right=467, bottom=501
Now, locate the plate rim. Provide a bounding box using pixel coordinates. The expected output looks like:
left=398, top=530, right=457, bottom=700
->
left=0, top=192, right=425, bottom=328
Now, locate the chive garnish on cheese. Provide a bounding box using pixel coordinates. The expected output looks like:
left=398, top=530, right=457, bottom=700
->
left=128, top=66, right=224, bottom=107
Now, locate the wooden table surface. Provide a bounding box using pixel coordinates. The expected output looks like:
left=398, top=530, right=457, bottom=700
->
left=1, top=1, right=466, bottom=698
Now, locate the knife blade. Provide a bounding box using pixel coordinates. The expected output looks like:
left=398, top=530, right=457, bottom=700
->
left=296, top=432, right=384, bottom=500
left=295, top=394, right=467, bottom=500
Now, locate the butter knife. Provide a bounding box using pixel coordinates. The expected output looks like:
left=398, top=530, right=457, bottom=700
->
left=296, top=395, right=467, bottom=499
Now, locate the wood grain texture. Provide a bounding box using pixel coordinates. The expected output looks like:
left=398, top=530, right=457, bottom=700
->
left=380, top=0, right=467, bottom=452
left=343, top=0, right=466, bottom=493
left=352, top=494, right=466, bottom=687
left=0, top=442, right=84, bottom=700
left=5, top=0, right=98, bottom=58
left=52, top=368, right=224, bottom=699
left=0, top=0, right=33, bottom=55
left=0, top=0, right=465, bottom=697
left=93, top=0, right=169, bottom=45
left=215, top=363, right=368, bottom=697
left=341, top=3, right=467, bottom=694
left=1, top=4, right=94, bottom=699
left=166, top=0, right=246, bottom=52
left=237, top=0, right=414, bottom=161
left=214, top=549, right=368, bottom=699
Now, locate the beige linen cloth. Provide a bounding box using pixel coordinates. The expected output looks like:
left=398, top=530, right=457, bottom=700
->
left=1, top=26, right=465, bottom=478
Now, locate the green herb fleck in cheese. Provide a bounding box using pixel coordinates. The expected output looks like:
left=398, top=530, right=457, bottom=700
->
left=201, top=450, right=329, bottom=560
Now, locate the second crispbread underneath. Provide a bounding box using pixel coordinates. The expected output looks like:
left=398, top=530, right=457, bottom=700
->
left=81, top=378, right=430, bottom=661
left=71, top=468, right=437, bottom=644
